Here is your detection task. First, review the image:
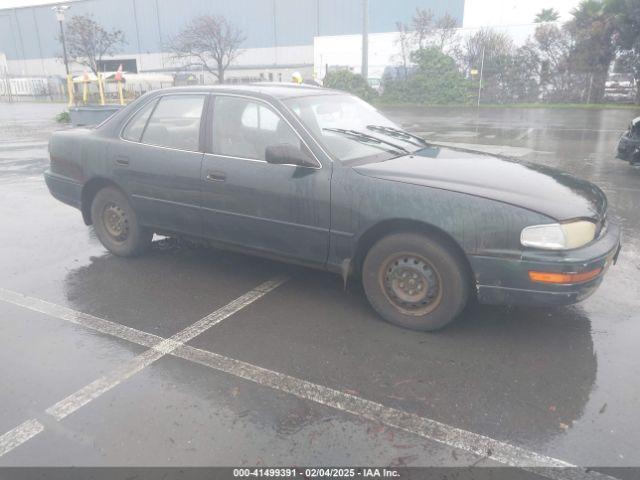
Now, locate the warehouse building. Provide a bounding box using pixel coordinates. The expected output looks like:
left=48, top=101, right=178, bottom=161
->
left=0, top=0, right=464, bottom=83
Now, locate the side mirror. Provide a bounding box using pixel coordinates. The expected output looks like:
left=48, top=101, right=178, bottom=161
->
left=265, top=144, right=317, bottom=168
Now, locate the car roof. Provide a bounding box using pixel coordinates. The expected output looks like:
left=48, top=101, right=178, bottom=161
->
left=149, top=83, right=343, bottom=100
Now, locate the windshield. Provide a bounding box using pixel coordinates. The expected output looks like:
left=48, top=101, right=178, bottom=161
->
left=284, top=94, right=421, bottom=163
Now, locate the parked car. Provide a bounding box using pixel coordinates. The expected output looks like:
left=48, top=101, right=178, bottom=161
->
left=367, top=77, right=382, bottom=93
left=604, top=73, right=636, bottom=103
left=45, top=84, right=621, bottom=331
left=616, top=116, right=640, bottom=167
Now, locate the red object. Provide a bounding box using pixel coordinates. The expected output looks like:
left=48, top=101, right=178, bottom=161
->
left=115, top=64, right=123, bottom=82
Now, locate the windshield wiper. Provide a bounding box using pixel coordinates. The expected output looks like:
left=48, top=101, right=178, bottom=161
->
left=366, top=125, right=430, bottom=147
left=323, top=128, right=410, bottom=154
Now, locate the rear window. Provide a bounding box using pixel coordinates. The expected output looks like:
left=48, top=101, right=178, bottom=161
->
left=122, top=99, right=157, bottom=142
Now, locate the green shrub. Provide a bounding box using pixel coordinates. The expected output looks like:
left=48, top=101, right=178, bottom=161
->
left=323, top=70, right=378, bottom=102
left=56, top=111, right=71, bottom=123
left=382, top=47, right=474, bottom=105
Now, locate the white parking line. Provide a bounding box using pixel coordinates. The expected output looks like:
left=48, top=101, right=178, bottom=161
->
left=0, top=277, right=287, bottom=451
left=176, top=346, right=574, bottom=468
left=0, top=419, right=44, bottom=457
left=46, top=348, right=165, bottom=421
left=0, top=287, right=616, bottom=479
left=0, top=288, right=162, bottom=348
left=515, top=127, right=535, bottom=141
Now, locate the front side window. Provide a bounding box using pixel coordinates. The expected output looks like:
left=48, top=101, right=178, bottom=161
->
left=122, top=99, right=157, bottom=142
left=240, top=103, right=281, bottom=131
left=212, top=96, right=300, bottom=161
left=141, top=95, right=205, bottom=151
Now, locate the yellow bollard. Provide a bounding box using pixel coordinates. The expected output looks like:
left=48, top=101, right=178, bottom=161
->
left=82, top=79, right=88, bottom=104
left=97, top=73, right=105, bottom=106
left=117, top=80, right=124, bottom=105
left=66, top=74, right=74, bottom=108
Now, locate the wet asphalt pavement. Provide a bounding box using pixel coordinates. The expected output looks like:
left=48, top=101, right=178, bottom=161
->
left=0, top=102, right=639, bottom=473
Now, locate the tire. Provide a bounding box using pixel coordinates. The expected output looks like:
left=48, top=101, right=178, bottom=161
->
left=362, top=232, right=469, bottom=331
left=90, top=186, right=152, bottom=257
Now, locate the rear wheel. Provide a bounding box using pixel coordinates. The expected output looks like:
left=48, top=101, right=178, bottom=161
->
left=90, top=186, right=152, bottom=257
left=362, top=232, right=469, bottom=331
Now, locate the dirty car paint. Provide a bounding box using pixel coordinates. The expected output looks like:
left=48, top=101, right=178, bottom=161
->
left=44, top=85, right=621, bottom=309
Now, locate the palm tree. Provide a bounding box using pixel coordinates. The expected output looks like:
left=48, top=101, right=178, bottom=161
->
left=566, top=0, right=616, bottom=102
left=535, top=8, right=560, bottom=23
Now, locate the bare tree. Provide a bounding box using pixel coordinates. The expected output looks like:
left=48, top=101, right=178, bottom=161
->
left=167, top=15, right=245, bottom=84
left=462, top=28, right=514, bottom=73
left=434, top=13, right=459, bottom=52
left=411, top=8, right=435, bottom=49
left=394, top=22, right=413, bottom=80
left=62, top=15, right=125, bottom=76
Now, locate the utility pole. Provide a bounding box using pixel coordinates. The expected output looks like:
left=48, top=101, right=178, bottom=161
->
left=361, top=0, right=369, bottom=80
left=477, top=45, right=485, bottom=109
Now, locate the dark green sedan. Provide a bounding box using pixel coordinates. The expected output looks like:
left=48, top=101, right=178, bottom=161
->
left=45, top=84, right=621, bottom=331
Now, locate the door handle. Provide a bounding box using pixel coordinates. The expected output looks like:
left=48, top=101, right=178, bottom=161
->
left=114, top=155, right=130, bottom=166
left=206, top=171, right=226, bottom=182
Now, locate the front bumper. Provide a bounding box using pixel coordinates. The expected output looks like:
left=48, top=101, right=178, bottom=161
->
left=471, top=221, right=621, bottom=307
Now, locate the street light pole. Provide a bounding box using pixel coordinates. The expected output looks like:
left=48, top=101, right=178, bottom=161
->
left=52, top=5, right=73, bottom=106
left=57, top=18, right=69, bottom=76
left=361, top=0, right=369, bottom=80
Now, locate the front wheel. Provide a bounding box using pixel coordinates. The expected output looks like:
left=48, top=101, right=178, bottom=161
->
left=90, top=186, right=152, bottom=257
left=362, top=232, right=470, bottom=331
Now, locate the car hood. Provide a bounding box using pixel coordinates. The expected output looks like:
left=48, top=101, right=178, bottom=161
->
left=353, top=147, right=607, bottom=221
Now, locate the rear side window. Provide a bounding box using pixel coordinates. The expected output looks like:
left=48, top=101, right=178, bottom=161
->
left=141, top=95, right=206, bottom=151
left=122, top=99, right=157, bottom=142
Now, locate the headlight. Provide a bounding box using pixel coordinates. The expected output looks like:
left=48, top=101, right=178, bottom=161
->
left=521, top=220, right=597, bottom=250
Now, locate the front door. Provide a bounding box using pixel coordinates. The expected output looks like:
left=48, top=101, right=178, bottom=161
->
left=111, top=93, right=206, bottom=236
left=200, top=95, right=331, bottom=265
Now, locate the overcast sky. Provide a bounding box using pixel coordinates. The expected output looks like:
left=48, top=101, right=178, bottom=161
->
left=0, top=0, right=71, bottom=8
left=1, top=0, right=583, bottom=26
left=463, top=0, right=582, bottom=27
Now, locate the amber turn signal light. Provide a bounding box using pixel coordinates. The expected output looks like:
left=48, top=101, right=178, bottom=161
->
left=528, top=268, right=602, bottom=285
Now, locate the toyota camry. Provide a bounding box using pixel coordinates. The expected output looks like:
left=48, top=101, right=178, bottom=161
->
left=45, top=84, right=621, bottom=330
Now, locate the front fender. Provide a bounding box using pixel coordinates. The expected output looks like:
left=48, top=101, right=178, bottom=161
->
left=328, top=169, right=553, bottom=270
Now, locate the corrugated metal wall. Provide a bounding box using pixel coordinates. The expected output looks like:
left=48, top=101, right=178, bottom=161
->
left=0, top=0, right=464, bottom=61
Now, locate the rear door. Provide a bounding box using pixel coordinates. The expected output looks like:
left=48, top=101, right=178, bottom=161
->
left=111, top=93, right=206, bottom=235
left=200, top=94, right=331, bottom=265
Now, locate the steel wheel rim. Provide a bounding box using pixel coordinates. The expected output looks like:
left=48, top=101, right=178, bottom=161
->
left=379, top=253, right=443, bottom=316
left=102, top=202, right=129, bottom=242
